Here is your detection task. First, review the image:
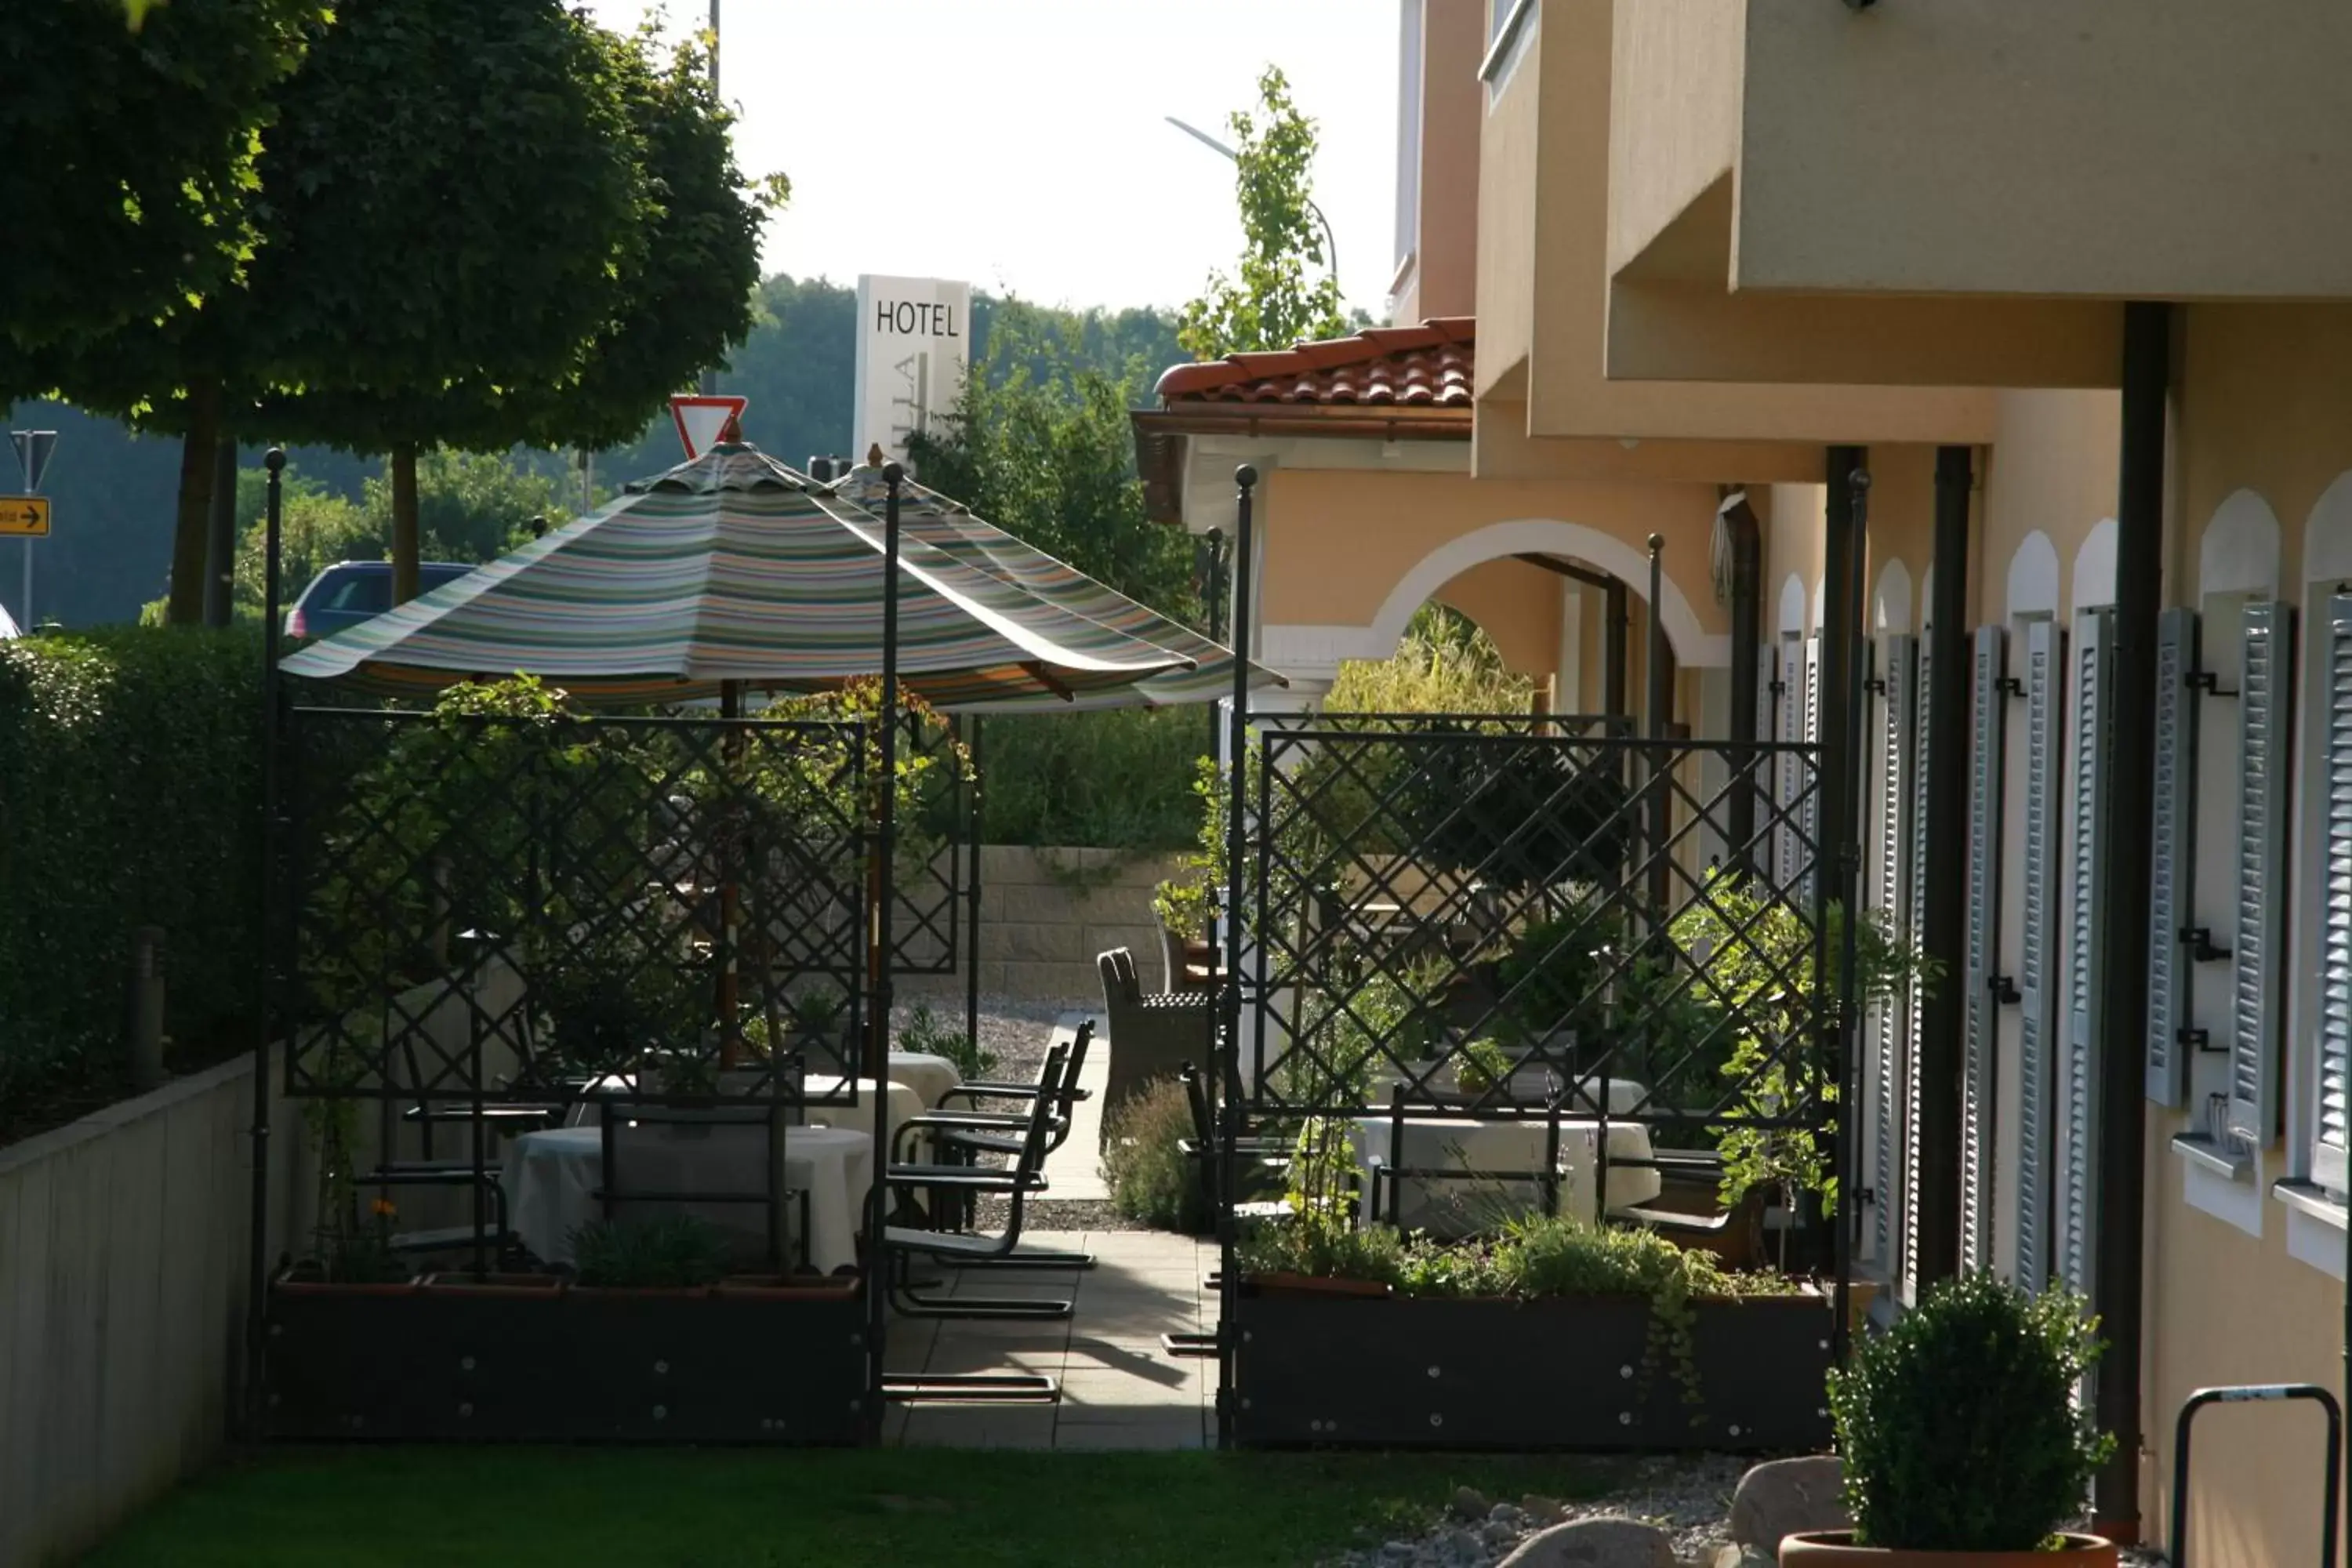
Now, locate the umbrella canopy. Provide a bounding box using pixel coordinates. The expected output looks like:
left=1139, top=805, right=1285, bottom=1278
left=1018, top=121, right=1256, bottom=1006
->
left=814, top=458, right=1287, bottom=711
left=278, top=445, right=1201, bottom=707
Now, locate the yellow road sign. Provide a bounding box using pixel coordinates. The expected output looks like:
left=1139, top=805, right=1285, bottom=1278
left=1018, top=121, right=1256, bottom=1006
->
left=0, top=496, right=49, bottom=537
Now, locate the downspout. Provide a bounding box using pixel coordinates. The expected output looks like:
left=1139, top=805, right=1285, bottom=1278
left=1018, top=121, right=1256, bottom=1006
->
left=1914, top=447, right=1974, bottom=1286
left=1723, top=494, right=1763, bottom=875
left=1604, top=576, right=1630, bottom=721
left=2092, top=301, right=2169, bottom=1545
left=1821, top=446, right=1868, bottom=1348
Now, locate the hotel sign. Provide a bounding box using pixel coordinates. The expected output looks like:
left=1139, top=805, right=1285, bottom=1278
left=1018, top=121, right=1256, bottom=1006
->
left=852, top=275, right=971, bottom=471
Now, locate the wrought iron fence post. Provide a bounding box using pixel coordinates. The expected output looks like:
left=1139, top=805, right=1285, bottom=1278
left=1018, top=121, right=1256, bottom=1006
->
left=1218, top=466, right=1258, bottom=1451
left=1826, top=456, right=1871, bottom=1363
left=964, top=715, right=985, bottom=1061
left=871, top=462, right=906, bottom=1439
left=245, top=446, right=287, bottom=1438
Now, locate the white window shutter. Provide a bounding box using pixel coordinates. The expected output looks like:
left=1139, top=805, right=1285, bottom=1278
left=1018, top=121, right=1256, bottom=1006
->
left=1868, top=634, right=1917, bottom=1273
left=1900, top=628, right=1933, bottom=1305
left=2058, top=609, right=2114, bottom=1296
left=1802, top=636, right=1823, bottom=904
left=2227, top=600, right=2294, bottom=1145
left=1778, top=637, right=1805, bottom=893
left=2145, top=608, right=2201, bottom=1107
left=2314, top=595, right=2352, bottom=1194
left=2013, top=618, right=2064, bottom=1294
left=1962, top=623, right=2009, bottom=1272
left=1755, top=641, right=1777, bottom=872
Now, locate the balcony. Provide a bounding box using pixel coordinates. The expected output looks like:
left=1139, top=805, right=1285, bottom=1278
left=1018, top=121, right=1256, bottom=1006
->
left=1603, top=0, right=2352, bottom=387
left=1471, top=0, right=1998, bottom=475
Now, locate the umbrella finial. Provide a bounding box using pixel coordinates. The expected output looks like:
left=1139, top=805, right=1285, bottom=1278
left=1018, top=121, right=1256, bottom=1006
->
left=867, top=442, right=885, bottom=468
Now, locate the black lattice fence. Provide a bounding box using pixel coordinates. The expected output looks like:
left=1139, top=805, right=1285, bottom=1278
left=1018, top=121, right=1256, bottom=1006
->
left=278, top=706, right=869, bottom=1110
left=1232, top=713, right=1838, bottom=1152
left=888, top=710, right=967, bottom=976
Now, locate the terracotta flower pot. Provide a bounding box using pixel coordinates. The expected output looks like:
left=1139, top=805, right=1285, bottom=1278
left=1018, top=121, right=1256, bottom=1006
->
left=419, top=1272, right=564, bottom=1298
left=1247, top=1271, right=1391, bottom=1299
left=1780, top=1532, right=2118, bottom=1568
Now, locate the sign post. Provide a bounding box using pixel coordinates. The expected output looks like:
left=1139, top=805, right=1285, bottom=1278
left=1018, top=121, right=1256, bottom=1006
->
left=851, top=276, right=970, bottom=472
left=8, top=430, right=56, bottom=630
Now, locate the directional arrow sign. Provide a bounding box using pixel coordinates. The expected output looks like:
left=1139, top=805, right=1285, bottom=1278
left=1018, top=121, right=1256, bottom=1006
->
left=670, top=394, right=747, bottom=461
left=0, top=496, right=51, bottom=537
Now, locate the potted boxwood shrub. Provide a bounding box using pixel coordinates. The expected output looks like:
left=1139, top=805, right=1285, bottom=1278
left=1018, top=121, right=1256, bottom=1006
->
left=1783, top=1270, right=2116, bottom=1566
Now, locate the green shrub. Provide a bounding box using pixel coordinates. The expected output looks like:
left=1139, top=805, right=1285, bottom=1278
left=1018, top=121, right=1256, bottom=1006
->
left=1831, top=1271, right=2112, bottom=1550
left=1101, top=1077, right=1208, bottom=1232
left=976, top=708, right=1208, bottom=851
left=0, top=626, right=267, bottom=1116
left=898, top=1002, right=997, bottom=1081
left=568, top=1216, right=733, bottom=1288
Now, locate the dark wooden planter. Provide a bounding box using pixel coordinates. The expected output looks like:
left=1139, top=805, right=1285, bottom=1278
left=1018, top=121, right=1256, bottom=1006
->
left=266, top=1272, right=869, bottom=1443
left=1229, top=1287, right=1833, bottom=1451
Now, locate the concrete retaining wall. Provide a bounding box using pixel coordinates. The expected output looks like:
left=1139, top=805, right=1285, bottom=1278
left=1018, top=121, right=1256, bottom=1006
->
left=901, top=845, right=1182, bottom=1003
left=0, top=1047, right=313, bottom=1567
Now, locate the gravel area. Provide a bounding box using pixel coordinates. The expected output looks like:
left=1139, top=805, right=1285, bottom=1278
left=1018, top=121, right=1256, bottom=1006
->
left=891, top=993, right=1090, bottom=1086
left=1320, top=1457, right=1745, bottom=1567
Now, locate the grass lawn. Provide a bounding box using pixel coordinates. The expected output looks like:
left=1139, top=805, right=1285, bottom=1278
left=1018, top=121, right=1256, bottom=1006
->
left=87, top=1446, right=1621, bottom=1566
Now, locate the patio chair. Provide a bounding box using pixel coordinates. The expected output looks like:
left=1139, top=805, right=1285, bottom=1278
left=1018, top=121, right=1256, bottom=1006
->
left=594, top=1094, right=814, bottom=1272
left=880, top=1042, right=1073, bottom=1323
left=895, top=1019, right=1097, bottom=1269
left=1097, top=948, right=1215, bottom=1141
left=1176, top=1061, right=1291, bottom=1222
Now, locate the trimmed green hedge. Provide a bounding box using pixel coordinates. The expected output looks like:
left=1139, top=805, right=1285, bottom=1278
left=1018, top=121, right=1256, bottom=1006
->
left=0, top=627, right=267, bottom=1111
left=976, top=707, right=1208, bottom=852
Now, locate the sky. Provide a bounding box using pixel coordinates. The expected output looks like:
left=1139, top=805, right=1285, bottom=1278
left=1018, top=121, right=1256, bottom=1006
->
left=577, top=0, right=1403, bottom=318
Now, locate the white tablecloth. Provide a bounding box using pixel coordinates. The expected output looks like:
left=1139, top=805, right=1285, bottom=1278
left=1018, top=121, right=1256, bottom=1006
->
left=503, top=1122, right=873, bottom=1276
left=804, top=1075, right=925, bottom=1158
left=1348, top=1115, right=1664, bottom=1236
left=885, top=1051, right=960, bottom=1109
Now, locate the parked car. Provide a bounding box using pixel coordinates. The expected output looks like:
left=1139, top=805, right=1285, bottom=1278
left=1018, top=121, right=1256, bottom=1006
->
left=285, top=561, right=474, bottom=640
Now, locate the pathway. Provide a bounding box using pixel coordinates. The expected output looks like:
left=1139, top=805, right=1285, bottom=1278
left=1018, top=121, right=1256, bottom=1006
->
left=885, top=1229, right=1217, bottom=1450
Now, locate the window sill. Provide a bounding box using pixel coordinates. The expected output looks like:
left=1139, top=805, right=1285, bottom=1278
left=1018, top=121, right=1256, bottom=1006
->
left=2274, top=1180, right=2348, bottom=1281
left=2171, top=1132, right=2252, bottom=1181
left=2173, top=1134, right=2263, bottom=1236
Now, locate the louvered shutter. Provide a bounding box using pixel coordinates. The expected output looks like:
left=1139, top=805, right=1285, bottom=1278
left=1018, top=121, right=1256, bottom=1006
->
left=1868, top=634, right=1917, bottom=1272
left=1754, top=643, right=1777, bottom=873
left=2058, top=610, right=2114, bottom=1295
left=2227, top=600, right=2294, bottom=1145
left=1962, top=624, right=2009, bottom=1272
left=1900, top=628, right=1933, bottom=1305
left=2012, top=618, right=2063, bottom=1293
left=2314, top=595, right=2352, bottom=1194
left=1802, top=636, right=1823, bottom=903
left=1777, top=637, right=1805, bottom=893
left=2145, top=608, right=2201, bottom=1107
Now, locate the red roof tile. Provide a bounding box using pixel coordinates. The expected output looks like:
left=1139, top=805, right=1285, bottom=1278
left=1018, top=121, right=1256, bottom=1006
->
left=1153, top=318, right=1475, bottom=409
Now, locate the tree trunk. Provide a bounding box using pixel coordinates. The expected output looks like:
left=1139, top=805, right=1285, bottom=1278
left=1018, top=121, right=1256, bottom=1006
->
left=390, top=442, right=420, bottom=603
left=201, top=435, right=238, bottom=627
left=165, top=379, right=222, bottom=625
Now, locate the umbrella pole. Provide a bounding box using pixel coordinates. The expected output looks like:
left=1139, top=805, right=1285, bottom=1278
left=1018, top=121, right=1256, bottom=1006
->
left=719, top=678, right=742, bottom=1069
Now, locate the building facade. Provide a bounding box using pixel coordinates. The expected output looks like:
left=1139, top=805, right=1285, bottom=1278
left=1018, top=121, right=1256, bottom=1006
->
left=1138, top=4, right=2350, bottom=1561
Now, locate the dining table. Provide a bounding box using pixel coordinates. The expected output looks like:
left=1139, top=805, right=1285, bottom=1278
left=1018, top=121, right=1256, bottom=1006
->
left=1347, top=1112, right=1664, bottom=1237
left=503, top=1120, right=874, bottom=1275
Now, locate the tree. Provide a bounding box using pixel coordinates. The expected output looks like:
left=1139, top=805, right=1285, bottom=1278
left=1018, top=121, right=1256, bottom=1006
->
left=245, top=0, right=652, bottom=606
left=907, top=301, right=1196, bottom=618
left=1176, top=67, right=1349, bottom=361
left=1, top=0, right=324, bottom=402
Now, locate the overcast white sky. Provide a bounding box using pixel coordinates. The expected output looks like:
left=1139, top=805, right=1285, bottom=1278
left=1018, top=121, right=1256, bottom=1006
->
left=578, top=1, right=1402, bottom=317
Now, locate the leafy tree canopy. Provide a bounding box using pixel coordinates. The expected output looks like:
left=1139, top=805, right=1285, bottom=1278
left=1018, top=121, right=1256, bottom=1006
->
left=1176, top=66, right=1349, bottom=361
left=907, top=299, right=1196, bottom=619
left=2, top=0, right=325, bottom=401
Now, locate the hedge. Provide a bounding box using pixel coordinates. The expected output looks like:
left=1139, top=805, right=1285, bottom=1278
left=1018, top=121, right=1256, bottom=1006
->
left=0, top=627, right=267, bottom=1112
left=975, top=706, right=1208, bottom=853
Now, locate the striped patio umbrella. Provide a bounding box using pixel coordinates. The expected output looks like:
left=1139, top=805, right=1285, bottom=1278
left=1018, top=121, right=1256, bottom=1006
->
left=278, top=445, right=1205, bottom=707
left=813, top=457, right=1286, bottom=710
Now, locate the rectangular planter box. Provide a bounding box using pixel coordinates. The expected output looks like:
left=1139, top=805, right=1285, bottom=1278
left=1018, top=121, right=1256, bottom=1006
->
left=266, top=1283, right=870, bottom=1443
left=1229, top=1288, right=1833, bottom=1451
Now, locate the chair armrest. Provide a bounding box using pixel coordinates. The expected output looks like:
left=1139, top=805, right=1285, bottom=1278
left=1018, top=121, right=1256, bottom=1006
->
left=882, top=1165, right=1047, bottom=1192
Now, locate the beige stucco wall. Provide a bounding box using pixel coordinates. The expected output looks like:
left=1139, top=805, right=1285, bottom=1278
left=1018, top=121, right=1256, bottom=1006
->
left=1726, top=2, right=2352, bottom=303
left=1399, top=0, right=1485, bottom=325
left=1257, top=464, right=1727, bottom=667
left=1504, top=0, right=1999, bottom=447
left=1431, top=557, right=1563, bottom=685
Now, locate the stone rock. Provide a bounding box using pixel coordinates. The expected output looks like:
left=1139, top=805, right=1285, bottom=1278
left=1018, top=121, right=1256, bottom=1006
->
left=1712, top=1548, right=1775, bottom=1568
left=1384, top=1544, right=1419, bottom=1561
left=1485, top=1521, right=1523, bottom=1548
left=1490, top=1504, right=1526, bottom=1526
left=1453, top=1486, right=1495, bottom=1520
left=1521, top=1496, right=1570, bottom=1526
left=1728, top=1456, right=1850, bottom=1551
left=1496, top=1518, right=1675, bottom=1568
